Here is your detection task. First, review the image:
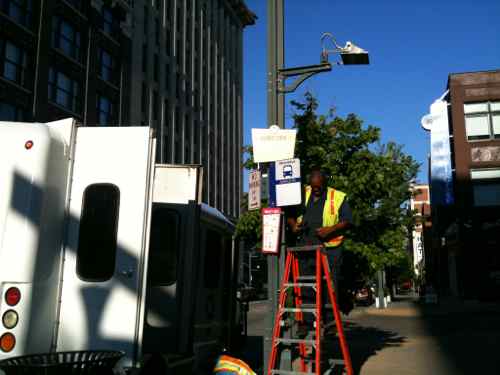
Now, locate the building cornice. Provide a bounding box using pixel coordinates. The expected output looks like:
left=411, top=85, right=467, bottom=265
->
left=228, top=0, right=257, bottom=27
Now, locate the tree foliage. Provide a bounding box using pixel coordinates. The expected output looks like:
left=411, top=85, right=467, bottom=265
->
left=236, top=93, right=419, bottom=296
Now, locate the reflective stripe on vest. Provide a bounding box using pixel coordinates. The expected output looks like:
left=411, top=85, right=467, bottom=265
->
left=214, top=355, right=256, bottom=375
left=299, top=186, right=346, bottom=247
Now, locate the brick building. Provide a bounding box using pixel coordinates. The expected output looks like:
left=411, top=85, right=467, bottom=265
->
left=424, top=70, right=500, bottom=299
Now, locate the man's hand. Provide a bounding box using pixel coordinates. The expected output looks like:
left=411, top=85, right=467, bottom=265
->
left=287, top=218, right=302, bottom=233
left=316, top=221, right=351, bottom=240
left=316, top=226, right=334, bottom=239
left=291, top=221, right=302, bottom=233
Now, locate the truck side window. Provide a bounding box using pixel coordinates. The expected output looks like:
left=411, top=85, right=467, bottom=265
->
left=204, top=229, right=222, bottom=288
left=148, top=206, right=179, bottom=286
left=76, top=184, right=120, bottom=282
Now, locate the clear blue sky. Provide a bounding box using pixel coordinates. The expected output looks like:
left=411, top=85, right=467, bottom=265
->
left=242, top=0, right=500, bottom=188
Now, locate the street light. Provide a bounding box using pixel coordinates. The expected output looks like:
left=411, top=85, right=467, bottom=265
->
left=277, top=33, right=370, bottom=95
left=320, top=32, right=370, bottom=65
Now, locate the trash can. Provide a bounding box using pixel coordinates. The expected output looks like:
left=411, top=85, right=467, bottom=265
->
left=0, top=350, right=124, bottom=375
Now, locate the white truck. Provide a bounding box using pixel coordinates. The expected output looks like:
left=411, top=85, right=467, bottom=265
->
left=0, top=119, right=240, bottom=373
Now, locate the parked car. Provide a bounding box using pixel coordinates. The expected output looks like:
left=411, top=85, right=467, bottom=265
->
left=355, top=286, right=374, bottom=306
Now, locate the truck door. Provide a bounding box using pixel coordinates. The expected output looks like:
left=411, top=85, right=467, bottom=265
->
left=57, top=127, right=155, bottom=366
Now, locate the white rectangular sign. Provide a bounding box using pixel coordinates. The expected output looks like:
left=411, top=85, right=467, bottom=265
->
left=251, top=127, right=296, bottom=163
left=248, top=170, right=261, bottom=210
left=274, top=158, right=302, bottom=207
left=261, top=207, right=281, bottom=254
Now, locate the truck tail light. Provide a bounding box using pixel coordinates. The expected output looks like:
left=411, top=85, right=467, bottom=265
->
left=2, top=310, right=18, bottom=329
left=0, top=333, right=15, bottom=352
left=5, top=287, right=21, bottom=306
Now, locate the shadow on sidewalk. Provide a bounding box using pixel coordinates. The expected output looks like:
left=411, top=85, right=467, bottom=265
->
left=239, top=323, right=406, bottom=375
left=414, top=300, right=500, bottom=374
left=323, top=321, right=406, bottom=375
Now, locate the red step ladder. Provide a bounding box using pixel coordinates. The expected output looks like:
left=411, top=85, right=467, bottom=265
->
left=267, top=245, right=354, bottom=375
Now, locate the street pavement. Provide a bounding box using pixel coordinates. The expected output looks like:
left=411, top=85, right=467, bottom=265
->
left=240, top=295, right=500, bottom=374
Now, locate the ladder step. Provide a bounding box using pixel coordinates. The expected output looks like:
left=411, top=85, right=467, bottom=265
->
left=271, top=370, right=314, bottom=375
left=300, top=303, right=334, bottom=309
left=281, top=308, right=316, bottom=314
left=283, top=283, right=316, bottom=288
left=275, top=338, right=316, bottom=346
left=297, top=276, right=327, bottom=281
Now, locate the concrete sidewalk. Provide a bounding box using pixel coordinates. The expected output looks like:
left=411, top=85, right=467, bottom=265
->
left=242, top=296, right=500, bottom=374
left=345, top=296, right=500, bottom=375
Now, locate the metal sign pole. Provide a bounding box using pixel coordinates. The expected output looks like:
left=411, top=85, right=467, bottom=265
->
left=264, top=0, right=283, bottom=371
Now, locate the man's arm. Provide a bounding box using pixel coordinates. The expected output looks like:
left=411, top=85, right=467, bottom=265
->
left=316, top=199, right=353, bottom=239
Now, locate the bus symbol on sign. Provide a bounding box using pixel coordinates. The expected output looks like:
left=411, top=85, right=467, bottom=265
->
left=282, top=165, right=293, bottom=178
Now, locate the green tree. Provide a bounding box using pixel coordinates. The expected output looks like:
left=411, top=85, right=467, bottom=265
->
left=237, top=93, right=419, bottom=311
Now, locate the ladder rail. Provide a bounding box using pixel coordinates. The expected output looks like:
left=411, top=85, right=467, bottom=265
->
left=268, top=251, right=294, bottom=373
left=314, top=249, right=321, bottom=375
left=321, top=253, right=354, bottom=375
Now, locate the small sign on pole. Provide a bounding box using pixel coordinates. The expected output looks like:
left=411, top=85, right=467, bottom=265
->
left=269, top=158, right=302, bottom=207
left=248, top=170, right=261, bottom=211
left=261, top=207, right=281, bottom=255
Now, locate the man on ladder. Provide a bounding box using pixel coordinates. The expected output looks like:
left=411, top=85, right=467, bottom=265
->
left=274, top=167, right=353, bottom=374
left=288, top=167, right=353, bottom=317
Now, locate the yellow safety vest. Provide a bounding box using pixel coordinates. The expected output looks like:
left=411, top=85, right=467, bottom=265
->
left=214, top=355, right=256, bottom=375
left=297, top=186, right=347, bottom=247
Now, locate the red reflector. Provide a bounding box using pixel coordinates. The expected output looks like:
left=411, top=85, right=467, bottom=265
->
left=0, top=333, right=15, bottom=352
left=5, top=287, right=21, bottom=306
left=25, top=140, right=34, bottom=150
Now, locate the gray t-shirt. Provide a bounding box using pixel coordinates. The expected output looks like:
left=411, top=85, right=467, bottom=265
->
left=299, top=190, right=352, bottom=245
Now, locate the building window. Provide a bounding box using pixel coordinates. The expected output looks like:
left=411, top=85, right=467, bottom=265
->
left=153, top=90, right=158, bottom=120
left=102, top=6, right=116, bottom=35
left=142, top=44, right=147, bottom=73
left=0, top=101, right=24, bottom=121
left=98, top=48, right=116, bottom=84
left=153, top=53, right=158, bottom=81
left=155, top=18, right=160, bottom=46
left=176, top=6, right=181, bottom=33
left=77, top=183, right=120, bottom=282
left=464, top=102, right=500, bottom=141
left=471, top=169, right=500, bottom=207
left=52, top=16, right=81, bottom=61
left=97, top=94, right=113, bottom=125
left=175, top=140, right=181, bottom=163
left=143, top=6, right=148, bottom=34
left=164, top=63, right=169, bottom=89
left=0, top=40, right=26, bottom=85
left=0, top=0, right=32, bottom=28
left=48, top=68, right=81, bottom=113
left=141, top=82, right=148, bottom=117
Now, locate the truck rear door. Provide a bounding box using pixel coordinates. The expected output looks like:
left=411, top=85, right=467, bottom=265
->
left=57, top=127, right=155, bottom=367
